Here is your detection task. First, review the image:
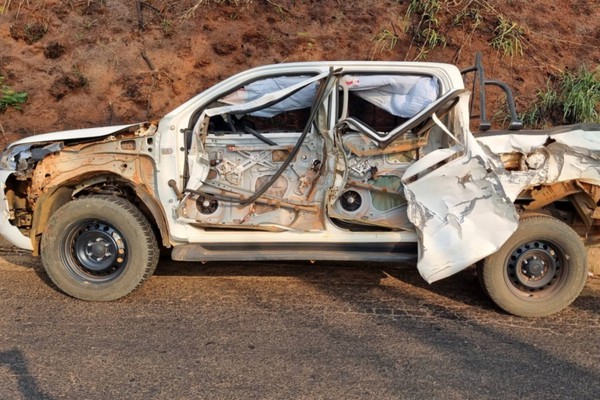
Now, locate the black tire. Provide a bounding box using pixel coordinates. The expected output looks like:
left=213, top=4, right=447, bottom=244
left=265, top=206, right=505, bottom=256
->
left=480, top=216, right=587, bottom=317
left=475, top=261, right=488, bottom=296
left=41, top=195, right=159, bottom=301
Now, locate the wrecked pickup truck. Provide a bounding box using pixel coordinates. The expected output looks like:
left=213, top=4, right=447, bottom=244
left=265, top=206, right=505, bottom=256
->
left=1, top=55, right=599, bottom=317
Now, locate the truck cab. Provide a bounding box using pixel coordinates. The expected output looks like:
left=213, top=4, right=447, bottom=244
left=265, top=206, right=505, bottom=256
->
left=1, top=57, right=598, bottom=317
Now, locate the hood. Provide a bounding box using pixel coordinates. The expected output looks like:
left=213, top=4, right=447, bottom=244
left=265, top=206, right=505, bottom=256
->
left=7, top=123, right=142, bottom=149
left=475, top=123, right=600, bottom=154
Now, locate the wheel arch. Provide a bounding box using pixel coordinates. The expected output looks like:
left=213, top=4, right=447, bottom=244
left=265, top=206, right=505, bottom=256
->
left=31, top=172, right=171, bottom=255
left=516, top=180, right=600, bottom=244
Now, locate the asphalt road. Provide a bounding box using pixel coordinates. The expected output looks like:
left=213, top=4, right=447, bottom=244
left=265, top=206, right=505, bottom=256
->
left=1, top=249, right=600, bottom=399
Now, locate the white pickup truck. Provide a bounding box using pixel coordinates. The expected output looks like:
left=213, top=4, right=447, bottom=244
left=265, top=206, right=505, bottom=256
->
left=1, top=54, right=599, bottom=316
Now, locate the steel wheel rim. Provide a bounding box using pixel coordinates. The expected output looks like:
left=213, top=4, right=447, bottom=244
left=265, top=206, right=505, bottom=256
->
left=62, top=219, right=128, bottom=283
left=505, top=239, right=567, bottom=299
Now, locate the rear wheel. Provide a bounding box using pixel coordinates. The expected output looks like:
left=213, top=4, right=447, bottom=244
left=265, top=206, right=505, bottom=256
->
left=480, top=216, right=587, bottom=317
left=41, top=195, right=159, bottom=301
left=475, top=261, right=487, bottom=296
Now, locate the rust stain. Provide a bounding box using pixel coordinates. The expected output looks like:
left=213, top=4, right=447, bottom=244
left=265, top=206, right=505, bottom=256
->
left=500, top=153, right=523, bottom=171
left=525, top=181, right=580, bottom=210
left=344, top=136, right=426, bottom=157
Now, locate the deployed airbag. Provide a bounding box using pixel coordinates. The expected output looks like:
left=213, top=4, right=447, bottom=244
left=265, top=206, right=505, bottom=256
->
left=340, top=75, right=439, bottom=118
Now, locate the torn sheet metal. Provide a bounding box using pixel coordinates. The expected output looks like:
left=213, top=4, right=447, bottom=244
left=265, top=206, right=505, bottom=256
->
left=526, top=181, right=580, bottom=209
left=8, top=123, right=140, bottom=148
left=475, top=132, right=548, bottom=154
left=1, top=143, right=63, bottom=172
left=477, top=124, right=600, bottom=154
left=401, top=101, right=520, bottom=283
left=477, top=125, right=600, bottom=201
left=553, top=129, right=600, bottom=152
left=403, top=149, right=518, bottom=283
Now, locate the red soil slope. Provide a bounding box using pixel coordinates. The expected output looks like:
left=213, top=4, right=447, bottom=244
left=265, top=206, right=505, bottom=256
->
left=0, top=0, right=598, bottom=142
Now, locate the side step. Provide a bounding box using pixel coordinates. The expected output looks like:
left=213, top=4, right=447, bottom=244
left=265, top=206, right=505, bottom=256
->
left=172, top=242, right=418, bottom=263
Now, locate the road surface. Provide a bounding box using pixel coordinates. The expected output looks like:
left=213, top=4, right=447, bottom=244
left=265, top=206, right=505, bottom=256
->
left=1, top=248, right=600, bottom=399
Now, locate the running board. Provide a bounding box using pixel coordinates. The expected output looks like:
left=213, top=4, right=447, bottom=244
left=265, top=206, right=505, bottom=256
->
left=172, top=242, right=417, bottom=263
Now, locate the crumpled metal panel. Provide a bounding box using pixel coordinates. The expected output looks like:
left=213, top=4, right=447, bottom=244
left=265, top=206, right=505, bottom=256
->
left=7, top=123, right=140, bottom=148
left=404, top=124, right=600, bottom=284
left=477, top=125, right=600, bottom=155
left=1, top=143, right=63, bottom=172
left=403, top=150, right=518, bottom=283
left=478, top=127, right=600, bottom=201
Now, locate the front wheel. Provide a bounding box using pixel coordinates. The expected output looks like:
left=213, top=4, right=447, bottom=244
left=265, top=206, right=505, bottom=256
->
left=479, top=216, right=587, bottom=317
left=41, top=195, right=159, bottom=301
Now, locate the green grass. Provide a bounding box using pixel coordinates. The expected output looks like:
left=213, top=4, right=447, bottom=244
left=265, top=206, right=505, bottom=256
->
left=405, top=0, right=447, bottom=59
left=406, top=0, right=442, bottom=21
left=520, top=81, right=559, bottom=128
left=452, top=6, right=483, bottom=29
left=414, top=27, right=446, bottom=58
left=521, top=68, right=600, bottom=128
left=371, top=28, right=400, bottom=59
left=0, top=77, right=28, bottom=112
left=561, top=67, right=600, bottom=124
left=490, top=16, right=524, bottom=57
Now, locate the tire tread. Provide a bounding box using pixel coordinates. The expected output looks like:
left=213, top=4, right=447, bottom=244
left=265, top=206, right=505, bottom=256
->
left=481, top=216, right=587, bottom=317
left=41, top=195, right=159, bottom=301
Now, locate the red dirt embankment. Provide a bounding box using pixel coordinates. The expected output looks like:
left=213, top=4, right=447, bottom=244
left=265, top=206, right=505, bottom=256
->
left=0, top=0, right=598, bottom=141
